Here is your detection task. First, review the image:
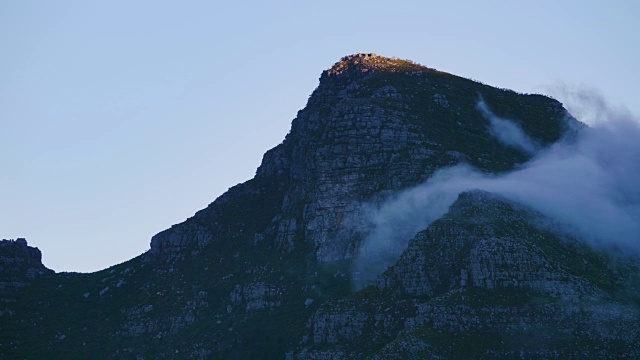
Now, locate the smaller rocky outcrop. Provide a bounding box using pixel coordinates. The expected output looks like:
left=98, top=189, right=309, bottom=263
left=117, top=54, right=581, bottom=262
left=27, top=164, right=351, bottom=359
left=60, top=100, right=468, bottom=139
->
left=0, top=238, right=53, bottom=296
left=0, top=237, right=53, bottom=333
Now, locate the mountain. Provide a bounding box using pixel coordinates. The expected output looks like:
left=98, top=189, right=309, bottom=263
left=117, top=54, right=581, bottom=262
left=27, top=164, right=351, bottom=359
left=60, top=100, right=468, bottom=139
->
left=2, top=53, right=638, bottom=359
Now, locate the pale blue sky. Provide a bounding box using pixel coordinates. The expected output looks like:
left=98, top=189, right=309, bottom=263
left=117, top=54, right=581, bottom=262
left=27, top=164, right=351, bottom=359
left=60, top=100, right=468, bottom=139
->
left=2, top=0, right=639, bottom=272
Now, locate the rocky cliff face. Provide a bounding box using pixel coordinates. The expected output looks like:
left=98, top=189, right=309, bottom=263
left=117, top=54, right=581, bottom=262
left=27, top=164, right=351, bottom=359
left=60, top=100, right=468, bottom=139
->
left=2, top=54, right=637, bottom=359
left=254, top=53, right=570, bottom=264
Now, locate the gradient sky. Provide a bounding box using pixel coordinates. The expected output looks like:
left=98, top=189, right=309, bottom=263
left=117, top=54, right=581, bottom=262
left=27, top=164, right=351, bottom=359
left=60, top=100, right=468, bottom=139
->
left=2, top=0, right=639, bottom=272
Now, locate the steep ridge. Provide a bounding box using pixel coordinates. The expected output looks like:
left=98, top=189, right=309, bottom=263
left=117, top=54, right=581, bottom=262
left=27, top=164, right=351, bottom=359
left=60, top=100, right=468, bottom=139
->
left=1, top=54, right=628, bottom=359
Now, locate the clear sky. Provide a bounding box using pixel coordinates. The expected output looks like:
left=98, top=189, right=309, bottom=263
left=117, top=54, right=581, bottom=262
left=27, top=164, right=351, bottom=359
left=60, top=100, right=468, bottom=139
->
left=2, top=0, right=639, bottom=272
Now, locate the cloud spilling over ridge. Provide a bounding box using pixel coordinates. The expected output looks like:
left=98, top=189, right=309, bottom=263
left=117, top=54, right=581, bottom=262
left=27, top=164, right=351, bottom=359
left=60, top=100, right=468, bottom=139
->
left=353, top=95, right=640, bottom=289
left=477, top=97, right=541, bottom=155
left=546, top=83, right=636, bottom=127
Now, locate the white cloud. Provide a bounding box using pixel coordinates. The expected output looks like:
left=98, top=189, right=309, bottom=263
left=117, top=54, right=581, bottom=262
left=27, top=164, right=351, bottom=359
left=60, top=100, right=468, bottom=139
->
left=477, top=97, right=540, bottom=155
left=353, top=94, right=640, bottom=288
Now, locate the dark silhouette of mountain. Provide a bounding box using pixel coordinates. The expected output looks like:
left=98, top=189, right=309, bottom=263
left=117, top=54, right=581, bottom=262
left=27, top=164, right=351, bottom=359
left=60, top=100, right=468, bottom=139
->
left=2, top=54, right=638, bottom=359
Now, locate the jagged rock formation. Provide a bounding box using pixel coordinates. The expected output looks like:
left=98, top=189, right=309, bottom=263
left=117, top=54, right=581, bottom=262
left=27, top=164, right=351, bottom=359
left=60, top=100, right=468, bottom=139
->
left=1, top=54, right=638, bottom=359
left=0, top=238, right=52, bottom=295
left=0, top=239, right=53, bottom=355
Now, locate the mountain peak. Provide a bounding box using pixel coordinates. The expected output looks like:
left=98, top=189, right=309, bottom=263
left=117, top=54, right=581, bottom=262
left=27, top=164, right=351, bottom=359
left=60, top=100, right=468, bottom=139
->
left=321, top=53, right=433, bottom=80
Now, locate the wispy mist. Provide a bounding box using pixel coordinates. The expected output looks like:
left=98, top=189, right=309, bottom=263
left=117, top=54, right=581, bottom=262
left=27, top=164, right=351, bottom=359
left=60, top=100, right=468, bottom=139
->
left=477, top=97, right=541, bottom=155
left=353, top=94, right=640, bottom=289
left=546, top=83, right=636, bottom=127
